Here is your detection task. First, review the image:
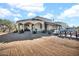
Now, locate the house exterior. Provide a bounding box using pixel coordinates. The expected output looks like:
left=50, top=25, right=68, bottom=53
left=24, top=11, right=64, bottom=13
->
left=16, top=16, right=62, bottom=33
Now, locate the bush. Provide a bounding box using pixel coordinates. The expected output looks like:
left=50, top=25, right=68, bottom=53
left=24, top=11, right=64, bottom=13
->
left=13, top=30, right=18, bottom=33
left=32, top=31, right=37, bottom=34
left=19, top=29, right=24, bottom=34
left=51, top=29, right=55, bottom=32
left=24, top=28, right=30, bottom=31
left=48, top=31, right=51, bottom=35
left=41, top=30, right=47, bottom=33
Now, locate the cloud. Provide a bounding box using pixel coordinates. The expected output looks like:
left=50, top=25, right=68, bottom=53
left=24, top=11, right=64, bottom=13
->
left=13, top=13, right=22, bottom=17
left=43, top=13, right=54, bottom=19
left=58, top=4, right=79, bottom=20
left=0, top=8, right=13, bottom=17
left=27, top=12, right=36, bottom=17
left=14, top=17, right=20, bottom=21
left=0, top=7, right=22, bottom=20
left=0, top=3, right=44, bottom=21
left=8, top=3, right=45, bottom=12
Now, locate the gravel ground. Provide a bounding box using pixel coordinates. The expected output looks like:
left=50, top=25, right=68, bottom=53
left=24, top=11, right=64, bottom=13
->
left=0, top=36, right=79, bottom=56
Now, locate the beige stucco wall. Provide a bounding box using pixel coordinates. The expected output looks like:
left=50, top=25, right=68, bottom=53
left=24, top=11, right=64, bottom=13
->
left=16, top=20, right=60, bottom=32
left=47, top=25, right=52, bottom=30
left=47, top=25, right=59, bottom=31
left=16, top=20, right=45, bottom=32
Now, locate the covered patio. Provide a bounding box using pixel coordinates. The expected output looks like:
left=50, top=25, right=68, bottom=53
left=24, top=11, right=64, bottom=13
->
left=16, top=16, right=62, bottom=33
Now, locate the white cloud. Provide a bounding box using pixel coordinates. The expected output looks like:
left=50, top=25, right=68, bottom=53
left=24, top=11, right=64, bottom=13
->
left=8, top=3, right=45, bottom=12
left=27, top=13, right=36, bottom=17
left=13, top=13, right=22, bottom=17
left=14, top=17, right=20, bottom=21
left=0, top=8, right=12, bottom=17
left=43, top=13, right=54, bottom=19
left=58, top=4, right=79, bottom=20
left=0, top=8, right=22, bottom=20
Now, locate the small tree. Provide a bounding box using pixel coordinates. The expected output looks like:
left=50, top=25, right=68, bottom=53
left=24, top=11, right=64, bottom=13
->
left=0, top=19, right=15, bottom=32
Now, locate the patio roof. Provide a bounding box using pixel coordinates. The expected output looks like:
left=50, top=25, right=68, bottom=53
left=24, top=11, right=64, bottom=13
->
left=46, top=22, right=61, bottom=26
left=16, top=16, right=52, bottom=23
left=16, top=16, right=61, bottom=26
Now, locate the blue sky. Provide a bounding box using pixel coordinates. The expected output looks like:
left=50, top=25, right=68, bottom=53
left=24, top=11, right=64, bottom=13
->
left=0, top=3, right=79, bottom=27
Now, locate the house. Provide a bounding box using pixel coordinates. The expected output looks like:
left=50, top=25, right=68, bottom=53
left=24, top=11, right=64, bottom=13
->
left=16, top=16, right=62, bottom=33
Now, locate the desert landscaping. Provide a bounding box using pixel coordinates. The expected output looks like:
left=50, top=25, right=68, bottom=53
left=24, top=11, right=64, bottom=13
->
left=0, top=36, right=79, bottom=56
left=0, top=3, right=79, bottom=56
left=0, top=17, right=79, bottom=56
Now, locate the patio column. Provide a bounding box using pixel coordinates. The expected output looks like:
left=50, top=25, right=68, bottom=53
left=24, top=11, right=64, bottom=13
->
left=22, top=24, right=25, bottom=31
left=44, top=22, right=47, bottom=31
left=17, top=24, right=20, bottom=33
left=31, top=24, right=34, bottom=32
left=59, top=26, right=61, bottom=31
left=56, top=25, right=58, bottom=30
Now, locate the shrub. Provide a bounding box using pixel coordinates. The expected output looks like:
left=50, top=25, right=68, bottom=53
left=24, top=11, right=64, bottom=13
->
left=19, top=29, right=24, bottom=34
left=41, top=30, right=47, bottom=33
left=32, top=31, right=37, bottom=34
left=13, top=30, right=18, bottom=33
left=24, top=28, right=30, bottom=31
left=48, top=31, right=51, bottom=35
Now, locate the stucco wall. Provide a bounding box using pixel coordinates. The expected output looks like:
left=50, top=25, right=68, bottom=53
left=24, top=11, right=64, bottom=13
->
left=47, top=25, right=58, bottom=31
left=16, top=20, right=60, bottom=32
left=16, top=20, right=45, bottom=32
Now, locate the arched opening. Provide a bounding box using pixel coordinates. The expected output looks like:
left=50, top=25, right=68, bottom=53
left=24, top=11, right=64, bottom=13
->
left=24, top=22, right=33, bottom=31
left=34, top=22, right=42, bottom=31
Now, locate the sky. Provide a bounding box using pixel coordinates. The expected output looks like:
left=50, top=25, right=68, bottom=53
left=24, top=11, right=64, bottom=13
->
left=0, top=3, right=79, bottom=27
